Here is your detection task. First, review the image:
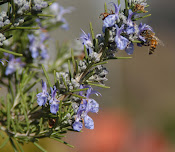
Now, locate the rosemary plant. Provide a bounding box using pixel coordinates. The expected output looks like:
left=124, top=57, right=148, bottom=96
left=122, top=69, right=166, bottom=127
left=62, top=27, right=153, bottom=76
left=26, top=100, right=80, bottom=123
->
left=0, top=0, right=161, bottom=151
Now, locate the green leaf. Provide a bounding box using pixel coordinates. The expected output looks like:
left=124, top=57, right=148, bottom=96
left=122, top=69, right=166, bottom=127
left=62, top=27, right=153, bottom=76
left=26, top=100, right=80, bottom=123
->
left=7, top=94, right=11, bottom=130
left=83, top=70, right=95, bottom=82
left=9, top=79, right=14, bottom=101
left=9, top=138, right=18, bottom=152
left=68, top=60, right=73, bottom=79
left=125, top=0, right=128, bottom=9
left=21, top=94, right=30, bottom=131
left=107, top=56, right=132, bottom=60
left=132, top=40, right=142, bottom=43
left=89, top=22, right=95, bottom=40
left=75, top=60, right=79, bottom=75
left=88, top=83, right=110, bottom=89
left=71, top=94, right=86, bottom=99
left=0, top=137, right=9, bottom=149
left=11, top=118, right=17, bottom=134
left=94, top=38, right=99, bottom=52
left=34, top=142, right=47, bottom=152
left=50, top=137, right=74, bottom=148
left=104, top=2, right=108, bottom=13
left=70, top=88, right=88, bottom=92
left=71, top=49, right=76, bottom=75
left=42, top=64, right=52, bottom=88
left=24, top=78, right=41, bottom=94
left=134, top=14, right=151, bottom=21
left=25, top=13, right=55, bottom=18
left=104, top=28, right=109, bottom=46
left=13, top=138, right=24, bottom=152
left=118, top=0, right=121, bottom=5
left=58, top=100, right=63, bottom=122
left=0, top=48, right=23, bottom=56
left=92, top=61, right=108, bottom=67
left=10, top=27, right=40, bottom=30
left=39, top=117, right=43, bottom=132
left=54, top=70, right=57, bottom=84
left=61, top=75, right=68, bottom=91
left=84, top=45, right=88, bottom=61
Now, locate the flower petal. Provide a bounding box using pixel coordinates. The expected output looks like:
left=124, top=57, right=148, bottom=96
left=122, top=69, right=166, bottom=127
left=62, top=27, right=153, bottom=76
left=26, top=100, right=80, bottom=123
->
left=73, top=121, right=83, bottom=131
left=84, top=115, right=94, bottom=129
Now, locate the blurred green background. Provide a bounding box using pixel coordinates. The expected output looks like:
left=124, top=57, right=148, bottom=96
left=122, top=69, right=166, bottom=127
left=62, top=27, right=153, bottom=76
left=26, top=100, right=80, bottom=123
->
left=2, top=0, right=175, bottom=151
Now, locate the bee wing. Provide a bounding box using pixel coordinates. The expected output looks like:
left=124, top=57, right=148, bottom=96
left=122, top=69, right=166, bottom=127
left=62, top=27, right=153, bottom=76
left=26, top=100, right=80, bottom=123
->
left=153, top=36, right=164, bottom=46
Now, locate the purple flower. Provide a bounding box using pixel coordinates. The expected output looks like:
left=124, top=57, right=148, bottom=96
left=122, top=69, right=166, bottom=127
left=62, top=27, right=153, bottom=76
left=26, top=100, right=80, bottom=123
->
left=126, top=9, right=136, bottom=35
left=115, top=24, right=129, bottom=50
left=102, top=2, right=121, bottom=32
left=5, top=55, right=25, bottom=75
left=36, top=80, right=49, bottom=106
left=127, top=9, right=135, bottom=27
left=80, top=29, right=93, bottom=54
left=28, top=30, right=49, bottom=59
left=50, top=2, right=74, bottom=30
left=125, top=42, right=134, bottom=55
left=28, top=34, right=39, bottom=58
left=49, top=86, right=59, bottom=114
left=72, top=121, right=83, bottom=132
left=72, top=86, right=99, bottom=131
left=84, top=115, right=94, bottom=129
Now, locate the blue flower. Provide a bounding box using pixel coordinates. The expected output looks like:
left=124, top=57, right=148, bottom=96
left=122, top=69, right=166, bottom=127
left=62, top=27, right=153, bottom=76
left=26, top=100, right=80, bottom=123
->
left=125, top=42, right=134, bottom=55
left=84, top=115, right=94, bottom=129
left=72, top=121, right=83, bottom=132
left=115, top=24, right=129, bottom=50
left=28, top=30, right=49, bottom=59
left=80, top=29, right=93, bottom=54
left=50, top=2, right=74, bottom=30
left=49, top=86, right=60, bottom=114
left=28, top=34, right=39, bottom=58
left=36, top=80, right=49, bottom=106
left=5, top=55, right=25, bottom=75
left=72, top=86, right=100, bottom=131
left=102, top=2, right=121, bottom=32
left=126, top=9, right=136, bottom=35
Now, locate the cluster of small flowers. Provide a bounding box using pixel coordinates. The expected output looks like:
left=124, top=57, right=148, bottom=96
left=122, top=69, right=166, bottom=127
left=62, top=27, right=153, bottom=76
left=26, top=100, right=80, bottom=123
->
left=0, top=11, right=10, bottom=46
left=14, top=17, right=24, bottom=27
left=37, top=81, right=60, bottom=114
left=49, top=2, right=74, bottom=30
left=28, top=28, right=49, bottom=59
left=32, top=0, right=48, bottom=11
left=36, top=29, right=109, bottom=131
left=0, top=33, right=6, bottom=46
left=128, top=0, right=147, bottom=6
left=78, top=60, right=87, bottom=73
left=72, top=86, right=100, bottom=131
left=36, top=0, right=156, bottom=133
left=14, top=0, right=30, bottom=15
left=56, top=72, right=80, bottom=91
left=36, top=79, right=100, bottom=131
left=0, top=11, right=10, bottom=28
left=90, top=65, right=108, bottom=84
left=100, top=1, right=153, bottom=55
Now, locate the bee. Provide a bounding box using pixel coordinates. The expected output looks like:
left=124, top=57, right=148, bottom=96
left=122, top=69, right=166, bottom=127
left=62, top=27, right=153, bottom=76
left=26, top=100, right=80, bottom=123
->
left=141, top=30, right=164, bottom=55
left=134, top=4, right=147, bottom=13
left=48, top=118, right=56, bottom=128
